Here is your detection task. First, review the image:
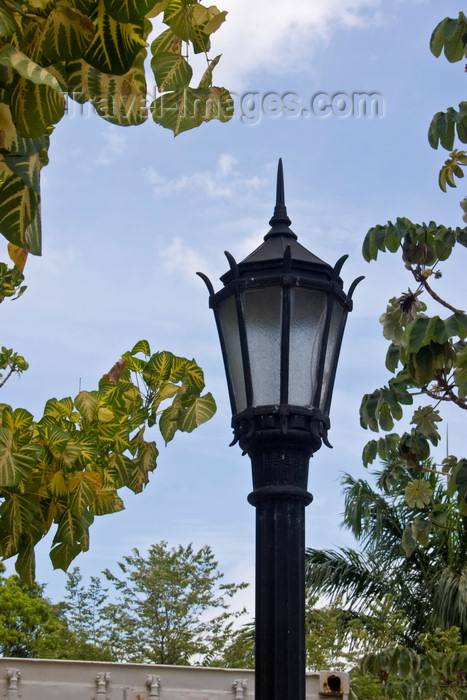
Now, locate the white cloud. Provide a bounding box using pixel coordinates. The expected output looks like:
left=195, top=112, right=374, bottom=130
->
left=144, top=153, right=265, bottom=198
left=209, top=0, right=384, bottom=87
left=93, top=130, right=126, bottom=166
left=161, top=236, right=213, bottom=283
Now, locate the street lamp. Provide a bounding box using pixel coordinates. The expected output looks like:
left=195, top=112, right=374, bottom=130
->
left=198, top=159, right=363, bottom=700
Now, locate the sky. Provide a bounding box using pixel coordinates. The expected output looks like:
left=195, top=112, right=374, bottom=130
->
left=2, top=0, right=467, bottom=617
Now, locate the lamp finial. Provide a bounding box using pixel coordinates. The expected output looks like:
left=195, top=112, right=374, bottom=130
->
left=265, top=158, right=296, bottom=239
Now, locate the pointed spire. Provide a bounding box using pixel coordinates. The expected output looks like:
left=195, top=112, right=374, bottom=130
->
left=264, top=158, right=297, bottom=240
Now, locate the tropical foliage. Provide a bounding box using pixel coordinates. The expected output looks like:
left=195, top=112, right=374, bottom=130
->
left=360, top=215, right=467, bottom=549
left=0, top=0, right=231, bottom=257
left=0, top=561, right=76, bottom=658
left=0, top=341, right=216, bottom=583
left=306, top=465, right=467, bottom=698
left=351, top=629, right=467, bottom=700
left=306, top=466, right=467, bottom=646
left=429, top=11, right=467, bottom=191
left=0, top=543, right=250, bottom=665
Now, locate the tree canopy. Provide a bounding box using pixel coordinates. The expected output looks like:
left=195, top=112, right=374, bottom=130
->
left=0, top=0, right=231, bottom=257
left=0, top=341, right=216, bottom=583
left=0, top=542, right=250, bottom=667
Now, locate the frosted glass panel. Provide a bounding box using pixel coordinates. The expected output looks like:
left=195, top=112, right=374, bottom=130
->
left=288, top=289, right=327, bottom=406
left=320, top=302, right=345, bottom=412
left=218, top=296, right=247, bottom=413
left=244, top=287, right=282, bottom=406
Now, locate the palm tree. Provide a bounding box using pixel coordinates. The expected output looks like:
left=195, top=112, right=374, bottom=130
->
left=305, top=461, right=467, bottom=646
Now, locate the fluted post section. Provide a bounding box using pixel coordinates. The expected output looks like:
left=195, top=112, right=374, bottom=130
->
left=247, top=439, right=313, bottom=700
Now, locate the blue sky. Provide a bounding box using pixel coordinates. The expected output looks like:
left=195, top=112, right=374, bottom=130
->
left=2, top=0, right=466, bottom=615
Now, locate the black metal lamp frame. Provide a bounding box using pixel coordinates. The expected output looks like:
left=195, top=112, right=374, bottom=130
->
left=198, top=160, right=362, bottom=700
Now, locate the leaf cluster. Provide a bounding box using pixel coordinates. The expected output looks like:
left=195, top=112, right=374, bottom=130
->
left=0, top=345, right=28, bottom=388
left=429, top=12, right=467, bottom=189
left=0, top=261, right=26, bottom=302
left=0, top=339, right=216, bottom=583
left=352, top=636, right=467, bottom=700
left=0, top=0, right=231, bottom=255
left=360, top=217, right=467, bottom=539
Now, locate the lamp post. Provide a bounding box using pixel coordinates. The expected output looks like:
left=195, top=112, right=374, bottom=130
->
left=198, top=160, right=363, bottom=700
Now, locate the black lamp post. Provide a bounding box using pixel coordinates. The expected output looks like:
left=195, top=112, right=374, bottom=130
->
left=198, top=160, right=363, bottom=700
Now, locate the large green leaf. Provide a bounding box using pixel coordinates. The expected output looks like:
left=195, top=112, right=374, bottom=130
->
left=130, top=338, right=151, bottom=356
left=0, top=158, right=42, bottom=252
left=69, top=471, right=102, bottom=517
left=84, top=0, right=146, bottom=75
left=92, top=487, right=124, bottom=515
left=104, top=0, right=157, bottom=23
left=67, top=50, right=148, bottom=126
left=151, top=51, right=192, bottom=92
left=0, top=428, right=40, bottom=486
left=0, top=45, right=62, bottom=90
left=143, top=350, right=174, bottom=388
left=150, top=27, right=181, bottom=56
left=0, top=491, right=41, bottom=556
left=28, top=6, right=96, bottom=66
left=152, top=85, right=231, bottom=134
left=74, top=389, right=99, bottom=423
left=11, top=78, right=65, bottom=137
left=50, top=541, right=84, bottom=571
left=178, top=392, right=216, bottom=433
left=105, top=451, right=135, bottom=488
left=0, top=6, right=19, bottom=38
left=14, top=535, right=36, bottom=585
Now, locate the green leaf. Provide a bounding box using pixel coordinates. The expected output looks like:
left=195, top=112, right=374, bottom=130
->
left=0, top=491, right=41, bottom=558
left=131, top=338, right=151, bottom=356
left=403, top=316, right=430, bottom=353
left=92, top=488, right=124, bottom=515
left=362, top=439, right=378, bottom=466
left=177, top=357, right=205, bottom=392
left=178, top=392, right=216, bottom=433
left=385, top=343, right=400, bottom=373
left=443, top=16, right=467, bottom=62
left=404, top=479, right=433, bottom=509
left=47, top=470, right=69, bottom=497
left=105, top=451, right=135, bottom=488
left=151, top=51, right=192, bottom=92
left=401, top=523, right=417, bottom=557
left=84, top=1, right=146, bottom=75
left=152, top=86, right=232, bottom=135
left=74, top=389, right=99, bottom=423
left=0, top=45, right=62, bottom=90
left=69, top=472, right=101, bottom=517
left=150, top=27, right=181, bottom=56
left=50, top=542, right=84, bottom=571
left=0, top=6, right=20, bottom=38
left=11, top=78, right=65, bottom=138
left=454, top=458, right=467, bottom=500
left=14, top=535, right=36, bottom=585
left=67, top=49, right=148, bottom=126
left=198, top=54, right=220, bottom=89
left=410, top=406, right=441, bottom=444
left=104, top=0, right=157, bottom=23
left=430, top=18, right=448, bottom=57
left=0, top=153, right=42, bottom=254
left=143, top=350, right=174, bottom=387
left=410, top=516, right=431, bottom=547
left=0, top=428, right=40, bottom=486
left=30, top=6, right=96, bottom=66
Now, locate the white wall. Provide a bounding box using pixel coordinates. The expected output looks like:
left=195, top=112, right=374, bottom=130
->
left=0, top=658, right=349, bottom=700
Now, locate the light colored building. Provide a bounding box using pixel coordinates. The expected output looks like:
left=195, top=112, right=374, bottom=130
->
left=0, top=658, right=349, bottom=700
